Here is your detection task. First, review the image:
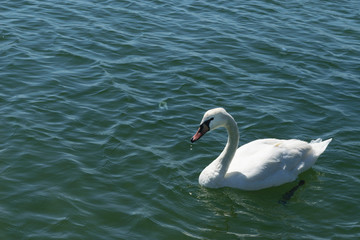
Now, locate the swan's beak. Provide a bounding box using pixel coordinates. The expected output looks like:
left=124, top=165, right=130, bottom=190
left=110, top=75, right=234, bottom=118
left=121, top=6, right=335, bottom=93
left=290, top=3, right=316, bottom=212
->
left=190, top=123, right=210, bottom=143
left=191, top=128, right=203, bottom=143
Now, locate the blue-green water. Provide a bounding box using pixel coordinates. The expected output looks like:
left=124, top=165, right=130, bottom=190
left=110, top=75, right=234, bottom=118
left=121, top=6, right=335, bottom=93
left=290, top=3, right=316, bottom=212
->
left=1, top=0, right=360, bottom=239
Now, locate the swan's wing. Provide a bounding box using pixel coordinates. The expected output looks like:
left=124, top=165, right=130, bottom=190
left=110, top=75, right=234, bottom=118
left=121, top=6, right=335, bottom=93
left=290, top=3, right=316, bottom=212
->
left=227, top=139, right=312, bottom=182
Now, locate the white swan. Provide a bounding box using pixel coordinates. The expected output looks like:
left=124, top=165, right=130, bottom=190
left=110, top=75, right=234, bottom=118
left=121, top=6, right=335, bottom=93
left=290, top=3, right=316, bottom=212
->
left=190, top=108, right=332, bottom=190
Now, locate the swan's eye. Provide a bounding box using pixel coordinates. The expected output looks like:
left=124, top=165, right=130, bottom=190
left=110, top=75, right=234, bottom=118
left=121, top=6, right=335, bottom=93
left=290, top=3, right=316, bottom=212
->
left=202, top=117, right=214, bottom=129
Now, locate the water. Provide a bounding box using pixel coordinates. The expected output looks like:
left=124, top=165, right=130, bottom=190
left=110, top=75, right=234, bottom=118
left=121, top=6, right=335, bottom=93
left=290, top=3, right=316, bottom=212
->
left=1, top=0, right=359, bottom=239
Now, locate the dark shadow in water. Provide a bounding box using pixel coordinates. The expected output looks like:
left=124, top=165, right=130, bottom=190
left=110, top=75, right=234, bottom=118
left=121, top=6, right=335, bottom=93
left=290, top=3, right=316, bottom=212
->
left=278, top=180, right=305, bottom=205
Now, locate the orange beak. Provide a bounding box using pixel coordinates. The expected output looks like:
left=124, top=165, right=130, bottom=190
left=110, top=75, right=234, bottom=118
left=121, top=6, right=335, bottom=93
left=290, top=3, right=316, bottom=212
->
left=190, top=123, right=210, bottom=143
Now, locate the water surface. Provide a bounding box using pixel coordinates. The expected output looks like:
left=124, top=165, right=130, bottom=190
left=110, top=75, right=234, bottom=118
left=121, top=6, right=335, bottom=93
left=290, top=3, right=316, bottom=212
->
left=1, top=0, right=360, bottom=239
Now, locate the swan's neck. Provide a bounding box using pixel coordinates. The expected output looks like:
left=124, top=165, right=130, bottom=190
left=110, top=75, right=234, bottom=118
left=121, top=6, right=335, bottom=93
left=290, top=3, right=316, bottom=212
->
left=217, top=117, right=239, bottom=176
left=199, top=115, right=239, bottom=187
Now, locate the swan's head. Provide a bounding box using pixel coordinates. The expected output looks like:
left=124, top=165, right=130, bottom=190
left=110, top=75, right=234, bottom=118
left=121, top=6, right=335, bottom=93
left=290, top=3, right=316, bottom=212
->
left=190, top=108, right=231, bottom=143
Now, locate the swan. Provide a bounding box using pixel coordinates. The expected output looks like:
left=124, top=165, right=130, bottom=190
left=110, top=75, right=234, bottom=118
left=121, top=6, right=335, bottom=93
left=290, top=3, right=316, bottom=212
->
left=190, top=108, right=332, bottom=190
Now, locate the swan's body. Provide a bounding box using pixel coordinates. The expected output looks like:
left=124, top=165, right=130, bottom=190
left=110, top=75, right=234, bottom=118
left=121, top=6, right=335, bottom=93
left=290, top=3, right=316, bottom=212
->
left=191, top=108, right=332, bottom=190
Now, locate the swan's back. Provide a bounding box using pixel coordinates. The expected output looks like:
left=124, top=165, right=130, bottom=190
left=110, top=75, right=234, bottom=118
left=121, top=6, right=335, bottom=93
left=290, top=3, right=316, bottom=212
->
left=225, top=138, right=332, bottom=190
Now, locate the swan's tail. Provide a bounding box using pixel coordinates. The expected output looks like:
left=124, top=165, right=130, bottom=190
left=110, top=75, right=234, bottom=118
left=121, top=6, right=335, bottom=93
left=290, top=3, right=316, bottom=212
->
left=310, top=138, right=332, bottom=156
